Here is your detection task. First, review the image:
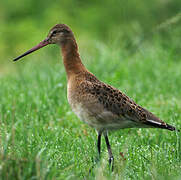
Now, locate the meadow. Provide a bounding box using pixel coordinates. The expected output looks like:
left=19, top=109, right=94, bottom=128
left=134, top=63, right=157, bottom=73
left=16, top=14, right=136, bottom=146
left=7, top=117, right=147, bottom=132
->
left=0, top=0, right=181, bottom=179
left=0, top=39, right=181, bottom=179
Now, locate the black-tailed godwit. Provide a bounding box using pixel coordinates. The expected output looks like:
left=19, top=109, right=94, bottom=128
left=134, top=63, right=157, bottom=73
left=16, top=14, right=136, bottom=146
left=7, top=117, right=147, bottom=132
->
left=13, top=24, right=179, bottom=170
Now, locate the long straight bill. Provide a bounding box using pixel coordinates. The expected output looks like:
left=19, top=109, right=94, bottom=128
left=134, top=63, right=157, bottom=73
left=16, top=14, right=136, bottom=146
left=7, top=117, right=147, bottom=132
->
left=13, top=38, right=49, bottom=61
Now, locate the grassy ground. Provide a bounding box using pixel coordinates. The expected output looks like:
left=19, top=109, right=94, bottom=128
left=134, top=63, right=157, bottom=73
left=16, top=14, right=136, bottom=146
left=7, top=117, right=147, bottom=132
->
left=0, top=40, right=180, bottom=179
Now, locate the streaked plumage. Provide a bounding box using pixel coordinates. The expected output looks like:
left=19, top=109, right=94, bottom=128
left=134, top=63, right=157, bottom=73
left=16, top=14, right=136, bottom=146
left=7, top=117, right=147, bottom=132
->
left=13, top=24, right=179, bottom=170
left=67, top=71, right=175, bottom=132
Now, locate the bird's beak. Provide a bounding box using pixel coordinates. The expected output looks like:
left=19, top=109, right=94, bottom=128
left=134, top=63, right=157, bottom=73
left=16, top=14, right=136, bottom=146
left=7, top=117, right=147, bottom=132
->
left=13, top=37, right=49, bottom=61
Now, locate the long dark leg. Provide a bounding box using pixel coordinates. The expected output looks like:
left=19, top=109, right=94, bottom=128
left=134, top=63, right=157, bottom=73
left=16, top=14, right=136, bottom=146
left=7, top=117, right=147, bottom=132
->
left=104, top=132, right=114, bottom=171
left=97, top=132, right=102, bottom=157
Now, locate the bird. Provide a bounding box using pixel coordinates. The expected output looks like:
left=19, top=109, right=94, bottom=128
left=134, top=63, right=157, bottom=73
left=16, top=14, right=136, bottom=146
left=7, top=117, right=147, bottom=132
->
left=13, top=24, right=179, bottom=170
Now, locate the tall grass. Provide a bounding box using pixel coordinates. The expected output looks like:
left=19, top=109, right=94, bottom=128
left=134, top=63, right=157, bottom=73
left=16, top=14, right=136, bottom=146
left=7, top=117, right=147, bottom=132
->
left=0, top=39, right=180, bottom=179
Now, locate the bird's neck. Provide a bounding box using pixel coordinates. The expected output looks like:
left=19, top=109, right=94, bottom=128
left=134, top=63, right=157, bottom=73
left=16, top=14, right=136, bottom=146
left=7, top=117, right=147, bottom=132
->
left=61, top=38, right=86, bottom=79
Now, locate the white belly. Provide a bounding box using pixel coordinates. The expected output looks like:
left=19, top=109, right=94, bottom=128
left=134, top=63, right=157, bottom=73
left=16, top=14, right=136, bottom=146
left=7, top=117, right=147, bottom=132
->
left=71, top=103, right=99, bottom=127
left=70, top=102, right=141, bottom=131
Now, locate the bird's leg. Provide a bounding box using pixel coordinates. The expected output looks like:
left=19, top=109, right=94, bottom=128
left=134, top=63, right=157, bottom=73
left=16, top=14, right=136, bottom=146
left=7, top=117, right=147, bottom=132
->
left=104, top=132, right=114, bottom=171
left=97, top=131, right=102, bottom=158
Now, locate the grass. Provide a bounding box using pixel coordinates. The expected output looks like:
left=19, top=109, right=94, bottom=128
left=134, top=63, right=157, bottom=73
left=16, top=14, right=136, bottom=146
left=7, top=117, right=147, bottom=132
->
left=0, top=40, right=181, bottom=180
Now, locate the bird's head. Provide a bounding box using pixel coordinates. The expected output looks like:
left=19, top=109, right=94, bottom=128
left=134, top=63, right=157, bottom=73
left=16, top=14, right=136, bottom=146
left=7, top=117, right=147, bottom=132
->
left=13, top=24, right=74, bottom=61
left=47, top=24, right=74, bottom=45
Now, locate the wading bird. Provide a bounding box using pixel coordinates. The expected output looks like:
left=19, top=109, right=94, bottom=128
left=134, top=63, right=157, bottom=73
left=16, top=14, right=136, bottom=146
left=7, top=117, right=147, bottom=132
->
left=13, top=24, right=179, bottom=170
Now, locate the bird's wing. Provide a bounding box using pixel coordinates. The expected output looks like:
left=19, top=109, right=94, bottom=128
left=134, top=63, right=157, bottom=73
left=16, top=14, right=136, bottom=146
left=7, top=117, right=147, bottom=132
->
left=79, top=80, right=176, bottom=131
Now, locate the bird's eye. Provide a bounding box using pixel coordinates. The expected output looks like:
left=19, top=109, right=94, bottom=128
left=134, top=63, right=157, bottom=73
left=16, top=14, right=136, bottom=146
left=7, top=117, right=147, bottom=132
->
left=52, top=30, right=57, bottom=36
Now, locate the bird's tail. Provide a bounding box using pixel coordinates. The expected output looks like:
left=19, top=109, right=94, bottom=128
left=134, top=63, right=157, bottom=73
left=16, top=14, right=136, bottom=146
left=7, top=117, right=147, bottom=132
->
left=145, top=119, right=179, bottom=132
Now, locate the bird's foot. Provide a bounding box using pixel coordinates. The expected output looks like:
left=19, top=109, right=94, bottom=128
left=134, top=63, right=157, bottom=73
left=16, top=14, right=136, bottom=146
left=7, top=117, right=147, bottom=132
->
left=108, top=156, right=114, bottom=172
